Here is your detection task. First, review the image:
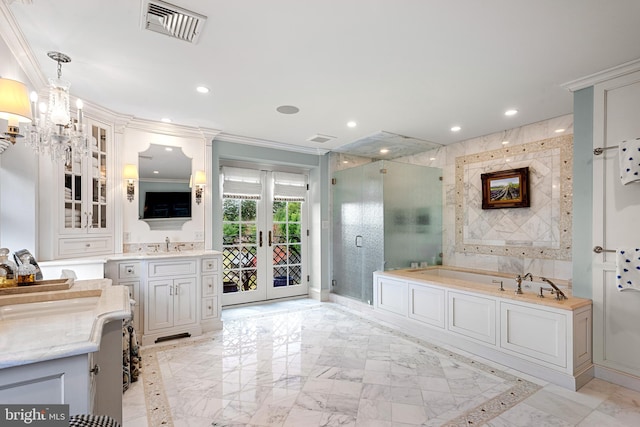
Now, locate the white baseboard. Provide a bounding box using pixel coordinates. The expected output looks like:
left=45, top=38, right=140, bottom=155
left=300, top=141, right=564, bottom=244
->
left=595, top=364, right=640, bottom=393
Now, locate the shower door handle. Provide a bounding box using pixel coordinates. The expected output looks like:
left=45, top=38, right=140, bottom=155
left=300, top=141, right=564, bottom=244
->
left=259, top=231, right=263, bottom=247
left=355, top=235, right=363, bottom=248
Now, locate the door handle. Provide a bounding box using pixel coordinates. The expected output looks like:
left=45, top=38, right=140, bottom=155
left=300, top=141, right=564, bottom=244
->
left=259, top=231, right=263, bottom=247
left=268, top=231, right=272, bottom=247
left=355, top=235, right=363, bottom=247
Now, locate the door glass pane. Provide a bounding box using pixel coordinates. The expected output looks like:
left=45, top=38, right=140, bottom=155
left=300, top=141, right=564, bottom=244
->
left=272, top=201, right=302, bottom=287
left=222, top=199, right=258, bottom=293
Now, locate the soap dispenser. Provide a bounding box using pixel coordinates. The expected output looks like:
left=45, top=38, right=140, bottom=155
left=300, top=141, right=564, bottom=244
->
left=0, top=248, right=18, bottom=288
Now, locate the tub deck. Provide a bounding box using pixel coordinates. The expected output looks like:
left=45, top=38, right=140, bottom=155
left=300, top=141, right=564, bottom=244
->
left=383, top=266, right=591, bottom=311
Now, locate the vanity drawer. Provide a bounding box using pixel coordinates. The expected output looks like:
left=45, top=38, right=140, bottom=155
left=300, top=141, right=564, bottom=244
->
left=148, top=260, right=197, bottom=277
left=202, top=258, right=219, bottom=273
left=119, top=262, right=141, bottom=279
left=202, top=296, right=218, bottom=319
left=202, top=274, right=218, bottom=297
left=58, top=236, right=113, bottom=257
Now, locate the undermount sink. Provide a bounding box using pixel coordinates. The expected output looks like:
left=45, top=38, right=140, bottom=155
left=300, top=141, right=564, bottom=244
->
left=0, top=295, right=101, bottom=321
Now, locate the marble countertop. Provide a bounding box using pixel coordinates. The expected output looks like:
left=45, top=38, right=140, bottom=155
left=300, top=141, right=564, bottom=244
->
left=378, top=267, right=591, bottom=311
left=0, top=279, right=131, bottom=369
left=106, top=249, right=222, bottom=261
left=39, top=250, right=222, bottom=266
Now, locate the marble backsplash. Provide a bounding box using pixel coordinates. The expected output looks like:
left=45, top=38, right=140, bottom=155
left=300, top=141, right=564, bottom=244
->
left=397, top=114, right=575, bottom=280
left=123, top=241, right=205, bottom=254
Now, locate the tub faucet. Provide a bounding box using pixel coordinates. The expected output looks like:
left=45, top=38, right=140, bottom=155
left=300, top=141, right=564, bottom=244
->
left=514, top=275, right=524, bottom=294
left=540, top=277, right=567, bottom=300
left=522, top=272, right=533, bottom=281
left=165, top=236, right=170, bottom=252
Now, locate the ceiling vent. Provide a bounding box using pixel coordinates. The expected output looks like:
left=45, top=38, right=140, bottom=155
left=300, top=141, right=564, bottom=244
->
left=307, top=134, right=336, bottom=144
left=143, top=0, right=207, bottom=43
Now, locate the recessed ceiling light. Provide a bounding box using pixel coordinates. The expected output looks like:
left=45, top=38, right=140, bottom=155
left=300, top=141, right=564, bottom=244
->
left=347, top=121, right=357, bottom=128
left=276, top=105, right=300, bottom=114
left=505, top=109, right=518, bottom=116
left=502, top=140, right=510, bottom=145
left=380, top=148, right=390, bottom=154
left=161, top=118, right=172, bottom=123
left=555, top=128, right=565, bottom=133
left=429, top=157, right=436, bottom=161
left=196, top=86, right=210, bottom=94
left=342, top=160, right=349, bottom=164
left=165, top=147, right=173, bottom=152
left=451, top=126, right=461, bottom=132
left=153, top=170, right=159, bottom=174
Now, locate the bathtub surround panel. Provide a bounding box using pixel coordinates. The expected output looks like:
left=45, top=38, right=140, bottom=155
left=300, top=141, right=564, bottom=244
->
left=374, top=268, right=593, bottom=391
left=455, top=134, right=573, bottom=260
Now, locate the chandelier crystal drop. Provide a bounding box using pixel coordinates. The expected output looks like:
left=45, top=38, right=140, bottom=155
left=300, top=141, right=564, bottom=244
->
left=27, top=51, right=88, bottom=163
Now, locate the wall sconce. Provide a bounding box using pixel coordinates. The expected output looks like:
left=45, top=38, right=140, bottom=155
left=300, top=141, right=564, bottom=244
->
left=123, top=164, right=138, bottom=202
left=0, top=78, right=33, bottom=153
left=193, top=170, right=206, bottom=205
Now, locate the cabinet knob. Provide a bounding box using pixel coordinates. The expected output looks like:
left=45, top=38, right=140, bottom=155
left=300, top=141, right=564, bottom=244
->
left=208, top=306, right=212, bottom=310
left=85, top=243, right=91, bottom=248
left=90, top=364, right=100, bottom=375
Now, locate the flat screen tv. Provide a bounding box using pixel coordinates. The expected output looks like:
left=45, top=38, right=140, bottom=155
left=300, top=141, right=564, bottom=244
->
left=143, top=192, right=191, bottom=219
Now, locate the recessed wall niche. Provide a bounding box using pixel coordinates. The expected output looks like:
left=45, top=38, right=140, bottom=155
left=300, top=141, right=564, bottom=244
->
left=455, top=134, right=573, bottom=260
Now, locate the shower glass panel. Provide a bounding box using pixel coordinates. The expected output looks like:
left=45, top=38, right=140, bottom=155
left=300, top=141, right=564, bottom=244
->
left=332, top=160, right=442, bottom=304
left=383, top=161, right=443, bottom=270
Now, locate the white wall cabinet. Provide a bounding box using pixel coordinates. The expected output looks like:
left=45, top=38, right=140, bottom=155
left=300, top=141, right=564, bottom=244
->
left=374, top=271, right=592, bottom=390
left=105, top=252, right=222, bottom=346
left=39, top=118, right=114, bottom=260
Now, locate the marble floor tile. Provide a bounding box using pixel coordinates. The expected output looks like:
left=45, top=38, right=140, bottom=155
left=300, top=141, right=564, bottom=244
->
left=123, top=299, right=640, bottom=427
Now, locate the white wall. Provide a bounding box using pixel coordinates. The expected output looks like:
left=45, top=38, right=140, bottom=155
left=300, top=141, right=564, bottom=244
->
left=399, top=115, right=574, bottom=281
left=121, top=126, right=209, bottom=250
left=0, top=35, right=38, bottom=254
left=591, top=69, right=640, bottom=389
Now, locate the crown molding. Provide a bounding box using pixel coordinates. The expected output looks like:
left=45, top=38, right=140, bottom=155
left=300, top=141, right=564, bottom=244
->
left=0, top=1, right=46, bottom=89
left=215, top=133, right=330, bottom=156
left=125, top=117, right=221, bottom=141
left=561, top=58, right=640, bottom=92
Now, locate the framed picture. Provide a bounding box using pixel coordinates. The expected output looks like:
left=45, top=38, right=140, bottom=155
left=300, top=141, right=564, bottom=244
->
left=481, top=167, right=530, bottom=209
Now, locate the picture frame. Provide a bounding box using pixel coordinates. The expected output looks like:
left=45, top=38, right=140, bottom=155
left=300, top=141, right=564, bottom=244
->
left=481, top=167, right=530, bottom=209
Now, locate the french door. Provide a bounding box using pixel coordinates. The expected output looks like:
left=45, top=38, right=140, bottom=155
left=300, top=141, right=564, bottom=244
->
left=221, top=168, right=308, bottom=306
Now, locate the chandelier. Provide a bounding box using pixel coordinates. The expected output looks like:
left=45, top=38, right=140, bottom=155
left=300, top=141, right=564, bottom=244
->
left=27, top=51, right=87, bottom=163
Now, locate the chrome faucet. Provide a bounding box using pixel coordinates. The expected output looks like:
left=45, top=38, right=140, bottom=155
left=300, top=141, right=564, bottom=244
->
left=165, top=236, right=170, bottom=252
left=540, top=277, right=567, bottom=300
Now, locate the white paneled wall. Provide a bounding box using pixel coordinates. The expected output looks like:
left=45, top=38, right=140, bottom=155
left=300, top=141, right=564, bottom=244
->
left=592, top=70, right=640, bottom=387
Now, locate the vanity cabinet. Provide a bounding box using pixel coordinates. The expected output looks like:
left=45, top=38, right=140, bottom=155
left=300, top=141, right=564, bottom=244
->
left=0, top=319, right=123, bottom=423
left=105, top=252, right=222, bottom=346
left=105, top=260, right=141, bottom=332
left=201, top=258, right=220, bottom=320
left=146, top=277, right=197, bottom=331
left=39, top=118, right=114, bottom=260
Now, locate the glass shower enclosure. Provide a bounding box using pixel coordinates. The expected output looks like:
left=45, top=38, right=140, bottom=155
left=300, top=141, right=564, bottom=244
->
left=332, top=160, right=442, bottom=304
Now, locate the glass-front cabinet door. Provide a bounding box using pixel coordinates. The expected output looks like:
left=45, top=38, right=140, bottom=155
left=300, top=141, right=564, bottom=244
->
left=62, top=121, right=110, bottom=233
